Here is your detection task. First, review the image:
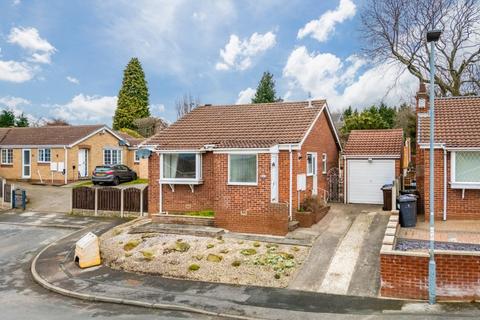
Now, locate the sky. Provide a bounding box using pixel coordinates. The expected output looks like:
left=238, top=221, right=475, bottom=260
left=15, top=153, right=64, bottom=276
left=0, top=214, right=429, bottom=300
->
left=0, top=0, right=418, bottom=126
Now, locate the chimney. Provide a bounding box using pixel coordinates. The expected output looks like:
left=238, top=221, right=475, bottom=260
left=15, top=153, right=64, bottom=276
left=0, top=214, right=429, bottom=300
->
left=416, top=81, right=428, bottom=114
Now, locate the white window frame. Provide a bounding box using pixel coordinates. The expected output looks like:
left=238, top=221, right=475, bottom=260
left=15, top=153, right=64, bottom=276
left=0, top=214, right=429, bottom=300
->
left=306, top=152, right=317, bottom=176
left=228, top=153, right=258, bottom=186
left=103, top=148, right=122, bottom=165
left=160, top=153, right=203, bottom=184
left=1, top=149, right=13, bottom=165
left=322, top=153, right=327, bottom=174
left=134, top=150, right=140, bottom=163
left=37, top=148, right=51, bottom=163
left=451, top=151, right=480, bottom=189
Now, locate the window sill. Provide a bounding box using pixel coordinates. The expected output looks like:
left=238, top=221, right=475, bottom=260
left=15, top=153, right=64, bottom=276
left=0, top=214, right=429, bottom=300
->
left=1, top=163, right=13, bottom=167
left=451, top=182, right=480, bottom=190
left=227, top=182, right=258, bottom=186
left=160, top=179, right=203, bottom=185
left=37, top=162, right=51, bottom=165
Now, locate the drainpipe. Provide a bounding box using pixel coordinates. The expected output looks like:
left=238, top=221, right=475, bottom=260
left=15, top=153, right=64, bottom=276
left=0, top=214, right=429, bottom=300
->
left=159, top=153, right=163, bottom=214
left=443, top=147, right=447, bottom=221
left=289, top=145, right=293, bottom=221
left=64, top=146, right=68, bottom=185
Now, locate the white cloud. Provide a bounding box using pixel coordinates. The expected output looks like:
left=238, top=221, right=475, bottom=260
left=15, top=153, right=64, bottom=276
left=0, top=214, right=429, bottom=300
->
left=66, top=76, right=79, bottom=84
left=283, top=46, right=417, bottom=111
left=12, top=0, right=21, bottom=5
left=216, top=31, right=277, bottom=71
left=236, top=87, right=256, bottom=104
left=297, top=0, right=356, bottom=42
left=150, top=103, right=165, bottom=114
left=7, top=27, right=56, bottom=64
left=0, top=96, right=30, bottom=108
left=0, top=60, right=34, bottom=82
left=52, top=94, right=118, bottom=123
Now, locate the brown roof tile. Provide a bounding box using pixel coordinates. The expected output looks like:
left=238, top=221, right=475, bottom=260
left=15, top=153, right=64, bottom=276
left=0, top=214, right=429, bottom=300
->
left=0, top=125, right=106, bottom=146
left=145, top=100, right=328, bottom=150
left=418, top=96, right=480, bottom=148
left=344, top=129, right=404, bottom=156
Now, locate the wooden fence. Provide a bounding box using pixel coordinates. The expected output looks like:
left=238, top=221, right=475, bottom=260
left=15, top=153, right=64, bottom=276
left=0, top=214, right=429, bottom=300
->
left=72, top=186, right=148, bottom=217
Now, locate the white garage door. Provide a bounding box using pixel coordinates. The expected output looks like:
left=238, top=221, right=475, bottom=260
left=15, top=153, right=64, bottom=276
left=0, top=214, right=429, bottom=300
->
left=347, top=159, right=395, bottom=204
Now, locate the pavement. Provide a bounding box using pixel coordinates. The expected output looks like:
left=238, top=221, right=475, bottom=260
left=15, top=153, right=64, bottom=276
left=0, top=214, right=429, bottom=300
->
left=289, top=204, right=389, bottom=297
left=27, top=209, right=480, bottom=319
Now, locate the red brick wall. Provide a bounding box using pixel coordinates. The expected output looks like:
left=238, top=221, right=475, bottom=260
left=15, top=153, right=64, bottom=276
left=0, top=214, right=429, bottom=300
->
left=423, top=149, right=480, bottom=220
left=147, top=152, right=159, bottom=214
left=381, top=252, right=480, bottom=300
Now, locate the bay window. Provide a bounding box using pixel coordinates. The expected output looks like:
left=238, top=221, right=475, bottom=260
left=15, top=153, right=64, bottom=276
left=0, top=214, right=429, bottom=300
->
left=38, top=148, right=51, bottom=163
left=451, top=151, right=480, bottom=188
left=1, top=149, right=13, bottom=165
left=161, top=153, right=202, bottom=183
left=228, top=154, right=257, bottom=185
left=104, top=149, right=122, bottom=165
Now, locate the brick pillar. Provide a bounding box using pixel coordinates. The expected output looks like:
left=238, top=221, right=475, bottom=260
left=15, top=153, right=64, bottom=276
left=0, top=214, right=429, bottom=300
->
left=148, top=152, right=159, bottom=215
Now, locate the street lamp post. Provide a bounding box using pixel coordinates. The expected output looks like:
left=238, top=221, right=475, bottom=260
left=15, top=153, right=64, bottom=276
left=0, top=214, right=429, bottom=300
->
left=426, top=29, right=441, bottom=305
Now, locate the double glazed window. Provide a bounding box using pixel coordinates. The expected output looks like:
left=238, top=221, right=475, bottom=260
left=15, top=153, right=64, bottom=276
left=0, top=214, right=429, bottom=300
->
left=306, top=153, right=317, bottom=176
left=162, top=153, right=202, bottom=182
left=134, top=150, right=140, bottom=163
left=1, top=149, right=13, bottom=165
left=452, top=151, right=480, bottom=187
left=322, top=153, right=327, bottom=174
left=38, top=148, right=51, bottom=163
left=104, top=149, right=122, bottom=165
left=228, top=154, right=257, bottom=185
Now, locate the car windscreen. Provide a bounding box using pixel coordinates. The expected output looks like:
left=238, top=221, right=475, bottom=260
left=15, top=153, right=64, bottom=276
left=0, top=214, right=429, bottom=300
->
left=95, top=166, right=112, bottom=172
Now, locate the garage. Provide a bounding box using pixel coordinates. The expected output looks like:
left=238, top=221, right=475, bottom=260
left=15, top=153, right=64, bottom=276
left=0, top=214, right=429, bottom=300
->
left=343, top=129, right=404, bottom=205
left=347, top=159, right=395, bottom=204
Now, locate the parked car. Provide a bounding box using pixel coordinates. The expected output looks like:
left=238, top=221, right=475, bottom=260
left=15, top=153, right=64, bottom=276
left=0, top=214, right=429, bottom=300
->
left=92, top=165, right=137, bottom=186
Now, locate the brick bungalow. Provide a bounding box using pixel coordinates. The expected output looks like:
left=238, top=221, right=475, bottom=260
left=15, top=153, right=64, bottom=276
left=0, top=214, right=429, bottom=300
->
left=144, top=100, right=342, bottom=235
left=0, top=125, right=145, bottom=184
left=416, top=83, right=480, bottom=220
left=343, top=129, right=404, bottom=205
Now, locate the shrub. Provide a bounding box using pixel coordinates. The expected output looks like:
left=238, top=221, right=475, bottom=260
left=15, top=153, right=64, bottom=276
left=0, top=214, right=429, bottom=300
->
left=253, top=242, right=261, bottom=248
left=188, top=264, right=200, bottom=271
left=299, top=196, right=325, bottom=213
left=206, top=244, right=214, bottom=249
left=123, top=239, right=141, bottom=251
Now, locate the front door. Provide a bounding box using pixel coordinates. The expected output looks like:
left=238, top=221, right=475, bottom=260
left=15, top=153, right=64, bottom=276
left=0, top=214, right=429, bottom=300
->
left=78, top=149, right=88, bottom=177
left=22, top=149, right=31, bottom=178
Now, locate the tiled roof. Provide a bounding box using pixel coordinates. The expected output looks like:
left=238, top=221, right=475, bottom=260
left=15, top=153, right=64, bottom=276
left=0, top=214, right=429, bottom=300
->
left=418, top=96, right=480, bottom=148
left=116, top=132, right=144, bottom=147
left=344, top=129, right=404, bottom=156
left=144, top=100, right=328, bottom=150
left=0, top=125, right=106, bottom=146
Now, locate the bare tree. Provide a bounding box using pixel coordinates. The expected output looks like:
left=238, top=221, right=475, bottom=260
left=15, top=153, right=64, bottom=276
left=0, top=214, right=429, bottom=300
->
left=175, top=93, right=200, bottom=119
left=44, top=118, right=70, bottom=126
left=361, top=0, right=480, bottom=96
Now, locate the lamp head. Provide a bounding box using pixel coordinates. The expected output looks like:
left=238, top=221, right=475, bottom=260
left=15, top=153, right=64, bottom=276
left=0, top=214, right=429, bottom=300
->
left=427, top=29, right=442, bottom=42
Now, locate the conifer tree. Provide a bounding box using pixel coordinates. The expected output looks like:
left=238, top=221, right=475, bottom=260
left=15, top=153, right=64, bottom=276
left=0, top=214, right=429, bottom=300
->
left=251, top=71, right=279, bottom=103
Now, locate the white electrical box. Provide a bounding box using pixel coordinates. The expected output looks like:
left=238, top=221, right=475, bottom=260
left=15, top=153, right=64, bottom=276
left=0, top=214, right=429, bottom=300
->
left=297, top=174, right=306, bottom=191
left=50, top=162, right=58, bottom=171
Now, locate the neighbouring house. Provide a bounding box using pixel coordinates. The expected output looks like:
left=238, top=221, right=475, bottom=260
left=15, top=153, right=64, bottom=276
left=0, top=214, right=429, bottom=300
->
left=415, top=83, right=480, bottom=220
left=116, top=132, right=148, bottom=179
left=0, top=125, right=146, bottom=184
left=343, top=129, right=404, bottom=204
left=144, top=100, right=342, bottom=235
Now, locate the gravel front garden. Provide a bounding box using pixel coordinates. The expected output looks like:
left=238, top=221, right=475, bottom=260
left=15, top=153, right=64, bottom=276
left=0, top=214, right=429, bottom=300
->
left=100, top=219, right=309, bottom=288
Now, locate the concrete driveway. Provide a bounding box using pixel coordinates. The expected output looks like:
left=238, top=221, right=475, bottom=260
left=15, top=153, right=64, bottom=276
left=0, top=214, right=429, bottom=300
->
left=289, top=203, right=390, bottom=297
left=12, top=182, right=72, bottom=213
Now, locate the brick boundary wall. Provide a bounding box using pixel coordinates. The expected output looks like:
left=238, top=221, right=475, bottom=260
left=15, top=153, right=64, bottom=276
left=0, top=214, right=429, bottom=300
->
left=380, top=214, right=480, bottom=301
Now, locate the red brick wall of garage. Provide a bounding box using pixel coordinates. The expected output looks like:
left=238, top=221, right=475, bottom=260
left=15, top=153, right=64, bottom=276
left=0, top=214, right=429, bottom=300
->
left=423, top=149, right=480, bottom=220
left=381, top=252, right=480, bottom=300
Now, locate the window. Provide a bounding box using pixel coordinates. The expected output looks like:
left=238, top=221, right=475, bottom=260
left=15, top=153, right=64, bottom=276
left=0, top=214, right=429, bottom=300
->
left=322, top=153, right=327, bottom=174
left=162, top=153, right=202, bottom=182
left=306, top=153, right=317, bottom=176
left=104, top=149, right=122, bottom=165
left=134, top=150, right=140, bottom=163
left=38, top=148, right=51, bottom=163
left=452, top=151, right=480, bottom=188
left=228, top=154, right=257, bottom=185
left=1, top=149, right=13, bottom=165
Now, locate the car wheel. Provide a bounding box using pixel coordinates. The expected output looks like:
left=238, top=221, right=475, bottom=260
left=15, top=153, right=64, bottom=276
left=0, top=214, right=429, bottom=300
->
left=92, top=181, right=98, bottom=185
left=132, top=173, right=137, bottom=181
left=113, top=177, right=120, bottom=186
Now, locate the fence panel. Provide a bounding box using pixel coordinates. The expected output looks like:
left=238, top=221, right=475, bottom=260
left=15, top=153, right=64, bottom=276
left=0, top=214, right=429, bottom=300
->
left=4, top=184, right=11, bottom=203
left=72, top=187, right=95, bottom=210
left=0, top=180, right=3, bottom=198
left=143, top=187, right=148, bottom=212
left=124, top=188, right=141, bottom=212
left=98, top=188, right=121, bottom=211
